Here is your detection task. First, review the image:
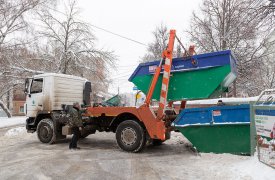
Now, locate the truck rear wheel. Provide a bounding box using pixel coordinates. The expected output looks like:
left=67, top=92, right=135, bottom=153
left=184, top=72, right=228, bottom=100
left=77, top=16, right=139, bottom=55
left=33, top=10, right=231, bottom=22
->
left=37, top=119, right=56, bottom=144
left=116, top=120, right=146, bottom=152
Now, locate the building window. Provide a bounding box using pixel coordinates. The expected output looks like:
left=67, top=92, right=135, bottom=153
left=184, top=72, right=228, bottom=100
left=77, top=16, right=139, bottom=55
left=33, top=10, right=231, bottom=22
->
left=19, top=106, right=24, bottom=113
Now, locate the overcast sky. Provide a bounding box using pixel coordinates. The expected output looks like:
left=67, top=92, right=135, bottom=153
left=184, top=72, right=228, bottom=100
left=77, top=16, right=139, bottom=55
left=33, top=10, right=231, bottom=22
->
left=76, top=0, right=202, bottom=94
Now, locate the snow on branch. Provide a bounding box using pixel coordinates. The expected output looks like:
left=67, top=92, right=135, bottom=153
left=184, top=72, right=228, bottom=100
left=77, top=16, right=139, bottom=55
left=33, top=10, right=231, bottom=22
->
left=10, top=66, right=46, bottom=74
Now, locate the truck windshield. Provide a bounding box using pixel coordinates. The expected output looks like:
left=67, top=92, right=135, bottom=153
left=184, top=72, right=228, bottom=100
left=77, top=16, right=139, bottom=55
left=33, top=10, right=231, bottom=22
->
left=30, top=79, right=43, bottom=94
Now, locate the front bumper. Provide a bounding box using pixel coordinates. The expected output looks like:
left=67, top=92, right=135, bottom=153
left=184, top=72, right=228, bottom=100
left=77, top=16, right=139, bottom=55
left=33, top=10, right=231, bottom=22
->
left=26, top=117, right=36, bottom=133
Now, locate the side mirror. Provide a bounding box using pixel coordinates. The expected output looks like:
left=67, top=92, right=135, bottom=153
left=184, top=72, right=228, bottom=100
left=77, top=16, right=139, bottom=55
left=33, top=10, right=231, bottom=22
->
left=24, top=89, right=28, bottom=94
left=61, top=104, right=66, bottom=111
left=83, top=81, right=92, bottom=106
left=24, top=78, right=30, bottom=94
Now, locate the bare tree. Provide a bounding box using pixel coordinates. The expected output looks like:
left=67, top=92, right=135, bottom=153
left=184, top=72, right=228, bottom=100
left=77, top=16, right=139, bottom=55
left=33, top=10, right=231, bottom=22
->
left=0, top=0, right=39, bottom=46
left=37, top=0, right=116, bottom=94
left=254, top=30, right=275, bottom=92
left=0, top=0, right=116, bottom=117
left=188, top=0, right=275, bottom=96
left=0, top=0, right=42, bottom=79
left=0, top=0, right=52, bottom=117
left=142, top=24, right=190, bottom=63
left=142, top=24, right=169, bottom=62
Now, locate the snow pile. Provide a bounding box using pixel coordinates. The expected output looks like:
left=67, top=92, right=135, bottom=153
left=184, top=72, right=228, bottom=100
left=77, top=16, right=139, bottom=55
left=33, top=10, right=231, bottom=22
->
left=168, top=131, right=192, bottom=146
left=5, top=127, right=25, bottom=137
left=230, top=154, right=275, bottom=179
left=186, top=96, right=258, bottom=105
left=0, top=116, right=26, bottom=128
left=170, top=132, right=275, bottom=179
left=197, top=153, right=275, bottom=179
left=171, top=97, right=258, bottom=106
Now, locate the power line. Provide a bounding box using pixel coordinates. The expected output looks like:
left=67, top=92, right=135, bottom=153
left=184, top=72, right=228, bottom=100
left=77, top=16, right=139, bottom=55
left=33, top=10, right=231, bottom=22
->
left=108, top=73, right=133, bottom=81
left=43, top=4, right=149, bottom=48
left=90, top=24, right=148, bottom=47
left=119, top=64, right=139, bottom=67
left=112, top=72, right=132, bottom=78
left=111, top=73, right=132, bottom=79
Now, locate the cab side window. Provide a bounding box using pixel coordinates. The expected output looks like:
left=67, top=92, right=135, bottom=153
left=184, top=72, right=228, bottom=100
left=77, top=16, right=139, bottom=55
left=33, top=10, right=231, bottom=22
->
left=30, top=79, right=43, bottom=94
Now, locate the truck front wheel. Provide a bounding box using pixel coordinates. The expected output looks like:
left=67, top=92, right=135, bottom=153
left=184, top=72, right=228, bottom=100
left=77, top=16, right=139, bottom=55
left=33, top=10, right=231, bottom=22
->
left=37, top=119, right=56, bottom=144
left=116, top=120, right=146, bottom=152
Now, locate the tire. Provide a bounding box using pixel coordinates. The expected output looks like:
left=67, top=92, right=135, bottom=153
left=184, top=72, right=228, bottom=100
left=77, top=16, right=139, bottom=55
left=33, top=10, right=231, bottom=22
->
left=152, top=139, right=163, bottom=146
left=37, top=119, right=56, bottom=144
left=116, top=120, right=146, bottom=153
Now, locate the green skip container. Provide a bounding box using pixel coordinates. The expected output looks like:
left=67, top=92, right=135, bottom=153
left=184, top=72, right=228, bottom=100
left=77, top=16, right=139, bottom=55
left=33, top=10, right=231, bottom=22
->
left=173, top=104, right=256, bottom=155
left=129, top=50, right=237, bottom=101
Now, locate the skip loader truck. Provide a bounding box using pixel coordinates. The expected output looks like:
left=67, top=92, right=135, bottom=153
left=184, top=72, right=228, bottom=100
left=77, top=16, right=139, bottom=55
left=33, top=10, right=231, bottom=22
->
left=25, top=29, right=232, bottom=152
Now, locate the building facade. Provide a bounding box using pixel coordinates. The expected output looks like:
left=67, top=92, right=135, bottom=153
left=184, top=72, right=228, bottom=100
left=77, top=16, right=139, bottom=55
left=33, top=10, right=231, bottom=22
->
left=12, top=89, right=26, bottom=116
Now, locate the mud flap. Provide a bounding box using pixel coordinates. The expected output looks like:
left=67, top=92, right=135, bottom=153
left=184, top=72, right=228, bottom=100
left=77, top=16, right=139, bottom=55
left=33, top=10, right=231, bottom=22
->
left=62, top=125, right=72, bottom=135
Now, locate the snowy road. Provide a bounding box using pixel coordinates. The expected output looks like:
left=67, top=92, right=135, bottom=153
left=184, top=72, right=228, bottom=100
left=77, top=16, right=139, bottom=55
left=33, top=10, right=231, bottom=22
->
left=0, top=124, right=274, bottom=180
left=0, top=116, right=26, bottom=128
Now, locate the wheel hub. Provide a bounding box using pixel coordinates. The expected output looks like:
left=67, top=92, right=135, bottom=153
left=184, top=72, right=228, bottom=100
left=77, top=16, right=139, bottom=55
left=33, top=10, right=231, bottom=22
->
left=121, top=127, right=137, bottom=146
left=41, top=126, right=50, bottom=139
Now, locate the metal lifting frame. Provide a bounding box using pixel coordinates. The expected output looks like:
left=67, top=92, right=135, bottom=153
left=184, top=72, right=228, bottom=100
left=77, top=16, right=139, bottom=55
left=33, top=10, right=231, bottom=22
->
left=144, top=29, right=176, bottom=119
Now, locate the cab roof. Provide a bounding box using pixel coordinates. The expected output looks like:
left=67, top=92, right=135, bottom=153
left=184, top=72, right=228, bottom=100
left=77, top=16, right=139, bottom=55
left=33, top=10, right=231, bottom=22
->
left=33, top=73, right=88, bottom=81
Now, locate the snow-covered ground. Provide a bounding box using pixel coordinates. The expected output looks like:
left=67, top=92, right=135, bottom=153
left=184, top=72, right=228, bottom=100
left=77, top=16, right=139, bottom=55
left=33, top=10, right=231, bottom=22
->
left=229, top=154, right=275, bottom=180
left=4, top=127, right=25, bottom=136
left=169, top=133, right=275, bottom=180
left=1, top=117, right=274, bottom=179
left=0, top=116, right=26, bottom=128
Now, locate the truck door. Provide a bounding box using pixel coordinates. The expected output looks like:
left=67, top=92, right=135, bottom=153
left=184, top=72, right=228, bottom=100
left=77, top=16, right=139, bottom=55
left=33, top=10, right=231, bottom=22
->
left=26, top=78, right=44, bottom=117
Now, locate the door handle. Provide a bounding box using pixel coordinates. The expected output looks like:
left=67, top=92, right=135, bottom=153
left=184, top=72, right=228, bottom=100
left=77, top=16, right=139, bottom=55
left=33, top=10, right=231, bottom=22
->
left=38, top=104, right=43, bottom=107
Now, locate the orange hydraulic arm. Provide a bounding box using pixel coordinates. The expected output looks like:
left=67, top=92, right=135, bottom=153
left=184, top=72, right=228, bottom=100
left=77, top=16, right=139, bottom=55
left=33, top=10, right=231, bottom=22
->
left=156, top=30, right=176, bottom=119
left=143, top=29, right=176, bottom=119
left=144, top=59, right=163, bottom=106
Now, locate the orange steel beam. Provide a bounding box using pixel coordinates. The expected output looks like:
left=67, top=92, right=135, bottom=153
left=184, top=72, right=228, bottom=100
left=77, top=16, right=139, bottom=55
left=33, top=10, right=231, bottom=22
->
left=144, top=30, right=176, bottom=109
left=180, top=100, right=187, bottom=109
left=156, top=30, right=176, bottom=119
left=144, top=61, right=163, bottom=106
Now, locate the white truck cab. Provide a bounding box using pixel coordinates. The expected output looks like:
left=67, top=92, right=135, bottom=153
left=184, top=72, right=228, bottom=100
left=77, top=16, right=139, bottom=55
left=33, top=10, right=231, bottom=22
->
left=24, top=73, right=91, bottom=143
